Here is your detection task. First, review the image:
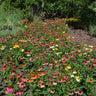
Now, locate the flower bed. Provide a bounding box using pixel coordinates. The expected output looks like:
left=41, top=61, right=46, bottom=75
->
left=0, top=19, right=96, bottom=96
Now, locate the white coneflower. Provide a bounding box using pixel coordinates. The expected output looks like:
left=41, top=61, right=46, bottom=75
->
left=21, top=49, right=24, bottom=52
left=27, top=54, right=31, bottom=57
left=70, top=75, right=74, bottom=78
left=73, top=70, right=77, bottom=74
left=89, top=49, right=93, bottom=52
left=55, top=45, right=58, bottom=47
left=50, top=46, right=54, bottom=49
left=89, top=45, right=93, bottom=48
left=10, top=48, right=12, bottom=50
left=75, top=76, right=80, bottom=82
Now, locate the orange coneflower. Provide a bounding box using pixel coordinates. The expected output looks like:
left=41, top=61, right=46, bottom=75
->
left=31, top=76, right=37, bottom=80
left=46, top=82, right=52, bottom=86
left=42, top=72, right=46, bottom=76
left=35, top=74, right=40, bottom=78
left=22, top=63, right=26, bottom=67
left=88, top=79, right=93, bottom=83
left=30, top=72, right=35, bottom=76
left=17, top=74, right=21, bottom=78
left=3, top=66, right=7, bottom=70
left=27, top=79, right=34, bottom=83
left=21, top=77, right=28, bottom=82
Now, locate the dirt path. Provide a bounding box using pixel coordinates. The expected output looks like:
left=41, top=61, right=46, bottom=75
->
left=69, top=27, right=96, bottom=45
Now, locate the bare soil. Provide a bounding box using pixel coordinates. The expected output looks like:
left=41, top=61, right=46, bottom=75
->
left=69, top=27, right=96, bottom=45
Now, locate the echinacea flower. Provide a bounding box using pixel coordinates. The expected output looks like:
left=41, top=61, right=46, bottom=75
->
left=0, top=45, right=6, bottom=50
left=88, top=79, right=93, bottom=83
left=3, top=66, right=7, bottom=70
left=93, top=62, right=96, bottom=66
left=69, top=91, right=74, bottom=95
left=17, top=74, right=21, bottom=78
left=73, top=70, right=77, bottom=74
left=13, top=90, right=23, bottom=96
left=53, top=81, right=57, bottom=85
left=78, top=90, right=83, bottom=95
left=40, top=83, right=45, bottom=88
left=75, top=89, right=79, bottom=94
left=13, top=45, right=20, bottom=49
left=5, top=86, right=13, bottom=94
left=21, top=49, right=25, bottom=52
left=75, top=76, right=80, bottom=82
left=50, top=89, right=55, bottom=94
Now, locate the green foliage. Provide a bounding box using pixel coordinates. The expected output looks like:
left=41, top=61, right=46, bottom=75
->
left=0, top=4, right=23, bottom=30
left=0, top=0, right=92, bottom=19
left=89, top=25, right=96, bottom=36
left=79, top=8, right=96, bottom=30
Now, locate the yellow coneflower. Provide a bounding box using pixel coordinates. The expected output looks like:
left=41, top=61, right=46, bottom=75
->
left=0, top=45, right=6, bottom=50
left=13, top=45, right=20, bottom=49
left=50, top=46, right=54, bottom=49
left=67, top=65, right=71, bottom=69
left=62, top=31, right=65, bottom=34
left=56, top=38, right=59, bottom=41
left=21, top=49, right=25, bottom=52
left=84, top=44, right=87, bottom=47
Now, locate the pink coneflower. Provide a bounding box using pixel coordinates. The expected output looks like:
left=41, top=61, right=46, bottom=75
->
left=78, top=90, right=83, bottom=95
left=13, top=65, right=16, bottom=68
left=20, top=57, right=24, bottom=60
left=53, top=81, right=57, bottom=85
left=75, top=52, right=78, bottom=54
left=91, top=57, right=94, bottom=62
left=93, top=62, right=96, bottom=66
left=40, top=53, right=43, bottom=55
left=69, top=91, right=74, bottom=95
left=19, top=82, right=26, bottom=88
left=63, top=56, right=66, bottom=59
left=14, top=42, right=18, bottom=45
left=50, top=89, right=55, bottom=94
left=49, top=50, right=52, bottom=52
left=75, top=89, right=79, bottom=94
left=30, top=58, right=34, bottom=62
left=53, top=75, right=58, bottom=78
left=12, top=72, right=15, bottom=75
left=65, top=52, right=68, bottom=55
left=84, top=62, right=88, bottom=65
left=63, top=62, right=66, bottom=65
left=13, top=90, right=23, bottom=96
left=58, top=79, right=63, bottom=83
left=88, top=66, right=91, bottom=70
left=62, top=60, right=65, bottom=63
left=49, top=78, right=53, bottom=81
left=40, top=84, right=45, bottom=88
left=5, top=86, right=13, bottom=94
left=87, top=53, right=90, bottom=56
left=49, top=63, right=54, bottom=66
left=65, top=44, right=67, bottom=47
left=66, top=58, right=69, bottom=61
left=44, top=56, right=47, bottom=59
left=60, top=40, right=63, bottom=43
left=71, top=50, right=75, bottom=53
left=64, top=76, right=68, bottom=80
left=10, top=76, right=13, bottom=80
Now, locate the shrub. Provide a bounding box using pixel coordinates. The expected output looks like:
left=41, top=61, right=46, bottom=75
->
left=89, top=25, right=96, bottom=36
left=0, top=4, right=23, bottom=30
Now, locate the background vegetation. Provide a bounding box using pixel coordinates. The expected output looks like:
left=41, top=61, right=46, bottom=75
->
left=0, top=0, right=96, bottom=36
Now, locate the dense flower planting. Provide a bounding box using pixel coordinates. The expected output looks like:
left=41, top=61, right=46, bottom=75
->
left=0, top=19, right=96, bottom=96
